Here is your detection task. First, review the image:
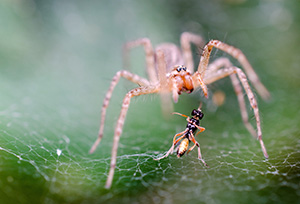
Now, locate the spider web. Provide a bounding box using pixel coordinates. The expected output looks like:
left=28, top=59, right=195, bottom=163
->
left=0, top=1, right=300, bottom=203
left=0, top=70, right=299, bottom=204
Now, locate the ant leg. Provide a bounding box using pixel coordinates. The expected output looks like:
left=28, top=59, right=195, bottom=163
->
left=154, top=129, right=188, bottom=160
left=197, top=40, right=270, bottom=100
left=197, top=142, right=209, bottom=167
left=105, top=85, right=159, bottom=189
left=186, top=139, right=196, bottom=155
left=188, top=119, right=206, bottom=133
left=89, top=71, right=150, bottom=154
left=204, top=67, right=268, bottom=159
left=186, top=118, right=205, bottom=136
left=123, top=38, right=157, bottom=84
left=195, top=126, right=205, bottom=137
left=187, top=144, right=196, bottom=155
left=189, top=132, right=209, bottom=167
left=180, top=32, right=205, bottom=74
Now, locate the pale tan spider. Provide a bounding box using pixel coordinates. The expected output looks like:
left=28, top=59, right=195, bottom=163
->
left=89, top=32, right=270, bottom=189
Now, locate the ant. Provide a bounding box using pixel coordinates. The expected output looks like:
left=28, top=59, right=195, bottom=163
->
left=155, top=106, right=208, bottom=167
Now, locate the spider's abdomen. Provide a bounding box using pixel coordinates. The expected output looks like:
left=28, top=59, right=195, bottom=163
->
left=155, top=43, right=184, bottom=71
left=177, top=138, right=189, bottom=157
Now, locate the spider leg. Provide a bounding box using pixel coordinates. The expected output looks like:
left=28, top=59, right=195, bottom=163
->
left=191, top=71, right=208, bottom=98
left=204, top=66, right=269, bottom=159
left=105, top=85, right=159, bottom=189
left=207, top=58, right=257, bottom=138
left=154, top=129, right=188, bottom=161
left=89, top=71, right=150, bottom=154
left=207, top=57, right=232, bottom=74
left=180, top=32, right=205, bottom=74
left=156, top=49, right=173, bottom=115
left=188, top=131, right=209, bottom=167
left=171, top=77, right=180, bottom=102
left=123, top=38, right=157, bottom=84
left=230, top=74, right=257, bottom=137
left=197, top=40, right=270, bottom=100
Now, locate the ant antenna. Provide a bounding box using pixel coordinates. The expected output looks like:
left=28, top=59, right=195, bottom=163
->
left=198, top=101, right=203, bottom=110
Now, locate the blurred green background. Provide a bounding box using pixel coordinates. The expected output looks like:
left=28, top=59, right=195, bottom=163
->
left=0, top=0, right=299, bottom=203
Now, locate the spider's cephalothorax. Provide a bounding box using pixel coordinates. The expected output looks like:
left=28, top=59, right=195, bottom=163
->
left=155, top=107, right=208, bottom=167
left=90, top=32, right=270, bottom=188
left=167, top=65, right=195, bottom=102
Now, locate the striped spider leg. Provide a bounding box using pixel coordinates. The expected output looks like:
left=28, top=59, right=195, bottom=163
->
left=198, top=40, right=270, bottom=158
left=204, top=66, right=269, bottom=158
left=207, top=58, right=257, bottom=138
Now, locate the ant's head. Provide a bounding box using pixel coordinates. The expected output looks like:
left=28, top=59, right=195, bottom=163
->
left=191, top=109, right=204, bottom=120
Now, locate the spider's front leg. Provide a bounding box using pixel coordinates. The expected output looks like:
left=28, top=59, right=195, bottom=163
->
left=105, top=85, right=159, bottom=189
left=171, top=77, right=180, bottom=103
left=198, top=40, right=270, bottom=100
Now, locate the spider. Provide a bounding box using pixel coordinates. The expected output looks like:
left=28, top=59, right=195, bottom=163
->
left=89, top=32, right=270, bottom=189
left=154, top=106, right=208, bottom=167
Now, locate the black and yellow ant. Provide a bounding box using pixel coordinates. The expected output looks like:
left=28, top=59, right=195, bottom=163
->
left=154, top=106, right=209, bottom=167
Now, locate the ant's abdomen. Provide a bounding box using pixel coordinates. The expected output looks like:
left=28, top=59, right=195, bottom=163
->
left=177, top=138, right=189, bottom=157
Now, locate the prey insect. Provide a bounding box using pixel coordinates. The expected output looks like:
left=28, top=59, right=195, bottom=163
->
left=154, top=107, right=208, bottom=167
left=89, top=32, right=270, bottom=189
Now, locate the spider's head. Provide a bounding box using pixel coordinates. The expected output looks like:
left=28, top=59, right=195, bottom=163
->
left=191, top=109, right=204, bottom=120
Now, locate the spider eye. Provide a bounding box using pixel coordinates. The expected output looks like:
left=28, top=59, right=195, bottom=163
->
left=176, top=66, right=187, bottom=72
